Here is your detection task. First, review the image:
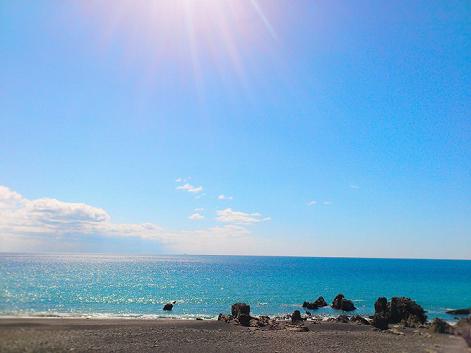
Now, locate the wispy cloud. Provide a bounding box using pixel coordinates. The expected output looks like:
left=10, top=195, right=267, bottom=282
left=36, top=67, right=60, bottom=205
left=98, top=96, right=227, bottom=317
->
left=216, top=208, right=270, bottom=224
left=350, top=184, right=360, bottom=190
left=189, top=212, right=204, bottom=221
left=323, top=201, right=332, bottom=205
left=217, top=194, right=233, bottom=201
left=176, top=183, right=203, bottom=193
left=176, top=176, right=191, bottom=183
left=306, top=200, right=317, bottom=206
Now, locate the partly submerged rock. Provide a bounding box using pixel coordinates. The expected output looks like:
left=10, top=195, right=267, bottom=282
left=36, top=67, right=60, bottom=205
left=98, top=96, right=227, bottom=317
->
left=163, top=303, right=173, bottom=311
left=332, top=294, right=356, bottom=311
left=446, top=308, right=471, bottom=315
left=303, top=296, right=329, bottom=309
left=314, top=296, right=328, bottom=307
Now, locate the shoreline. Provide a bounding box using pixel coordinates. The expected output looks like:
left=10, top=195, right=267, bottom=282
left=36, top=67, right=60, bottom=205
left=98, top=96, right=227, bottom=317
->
left=1, top=317, right=468, bottom=353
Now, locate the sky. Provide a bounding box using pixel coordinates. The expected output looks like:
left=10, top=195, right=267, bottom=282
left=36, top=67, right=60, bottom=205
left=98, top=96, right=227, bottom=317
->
left=1, top=0, right=470, bottom=258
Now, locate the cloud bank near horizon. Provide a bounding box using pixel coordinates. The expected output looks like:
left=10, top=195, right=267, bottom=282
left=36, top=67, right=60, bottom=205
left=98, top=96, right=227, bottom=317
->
left=0, top=185, right=266, bottom=255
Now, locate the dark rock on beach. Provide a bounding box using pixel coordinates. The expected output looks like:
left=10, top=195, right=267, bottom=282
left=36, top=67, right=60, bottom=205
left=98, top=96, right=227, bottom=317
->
left=231, top=303, right=250, bottom=318
left=372, top=313, right=389, bottom=330
left=291, top=310, right=303, bottom=323
left=456, top=317, right=471, bottom=347
left=217, top=313, right=231, bottom=322
left=237, top=313, right=252, bottom=327
left=429, top=318, right=454, bottom=334
left=372, top=297, right=427, bottom=329
left=351, top=315, right=370, bottom=325
left=373, top=297, right=390, bottom=330
left=389, top=297, right=427, bottom=326
left=336, top=315, right=350, bottom=323
left=374, top=297, right=389, bottom=314
left=163, top=303, right=173, bottom=311
left=332, top=294, right=356, bottom=311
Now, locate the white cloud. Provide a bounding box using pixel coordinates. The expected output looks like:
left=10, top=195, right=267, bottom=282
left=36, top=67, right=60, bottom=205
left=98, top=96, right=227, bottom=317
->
left=217, top=194, right=233, bottom=201
left=216, top=208, right=270, bottom=224
left=323, top=201, right=332, bottom=205
left=194, top=208, right=204, bottom=212
left=307, top=200, right=317, bottom=206
left=189, top=213, right=204, bottom=221
left=0, top=185, right=256, bottom=255
left=350, top=184, right=360, bottom=189
left=176, top=183, right=203, bottom=193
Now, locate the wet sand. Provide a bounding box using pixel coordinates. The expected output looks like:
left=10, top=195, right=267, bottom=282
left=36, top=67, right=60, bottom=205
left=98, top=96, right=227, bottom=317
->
left=0, top=318, right=468, bottom=353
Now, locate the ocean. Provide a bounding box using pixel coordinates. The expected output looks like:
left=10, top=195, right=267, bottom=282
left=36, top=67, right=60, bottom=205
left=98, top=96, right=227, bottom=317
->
left=1, top=254, right=470, bottom=320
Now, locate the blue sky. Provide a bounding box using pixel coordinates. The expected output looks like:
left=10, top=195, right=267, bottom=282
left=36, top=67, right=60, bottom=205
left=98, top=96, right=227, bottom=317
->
left=1, top=0, right=470, bottom=258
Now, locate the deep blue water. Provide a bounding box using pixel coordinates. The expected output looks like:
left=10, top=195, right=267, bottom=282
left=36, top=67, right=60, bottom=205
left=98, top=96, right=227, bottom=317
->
left=1, top=254, right=470, bottom=320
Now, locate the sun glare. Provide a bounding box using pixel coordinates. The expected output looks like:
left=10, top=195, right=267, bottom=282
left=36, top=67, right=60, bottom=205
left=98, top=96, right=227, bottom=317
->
left=79, top=0, right=278, bottom=78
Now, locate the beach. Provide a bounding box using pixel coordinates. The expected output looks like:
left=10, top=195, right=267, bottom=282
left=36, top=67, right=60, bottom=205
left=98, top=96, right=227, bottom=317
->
left=0, top=318, right=468, bottom=353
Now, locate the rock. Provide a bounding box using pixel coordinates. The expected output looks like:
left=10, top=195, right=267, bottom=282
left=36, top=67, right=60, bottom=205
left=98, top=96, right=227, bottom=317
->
left=373, top=296, right=427, bottom=328
left=195, top=317, right=203, bottom=320
left=332, top=294, right=356, bottom=311
left=303, top=296, right=329, bottom=309
left=332, top=294, right=345, bottom=310
left=375, top=297, right=389, bottom=314
left=231, top=303, right=250, bottom=318
left=163, top=303, right=173, bottom=311
left=351, top=315, right=370, bottom=325
left=456, top=317, right=471, bottom=328
left=237, top=313, right=252, bottom=327
left=446, top=308, right=471, bottom=315
left=341, top=299, right=356, bottom=311
left=372, top=313, right=389, bottom=330
left=429, top=318, right=454, bottom=334
left=336, top=315, right=350, bottom=323
left=314, top=296, right=328, bottom=307
left=258, top=316, right=270, bottom=327
left=389, top=297, right=427, bottom=326
left=302, top=301, right=317, bottom=309
left=456, top=317, right=471, bottom=347
left=291, top=310, right=303, bottom=323
left=217, top=313, right=231, bottom=322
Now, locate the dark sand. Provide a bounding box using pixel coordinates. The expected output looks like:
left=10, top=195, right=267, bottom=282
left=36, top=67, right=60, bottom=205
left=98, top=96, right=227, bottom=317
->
left=0, top=318, right=468, bottom=353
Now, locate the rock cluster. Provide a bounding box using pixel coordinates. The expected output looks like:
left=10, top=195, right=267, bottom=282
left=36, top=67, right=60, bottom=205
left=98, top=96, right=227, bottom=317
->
left=218, top=303, right=309, bottom=331
left=332, top=294, right=356, bottom=311
left=372, top=297, right=427, bottom=330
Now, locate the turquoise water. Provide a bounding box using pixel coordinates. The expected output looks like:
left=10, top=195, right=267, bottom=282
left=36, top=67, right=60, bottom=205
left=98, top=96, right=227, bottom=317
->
left=1, top=254, right=470, bottom=320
